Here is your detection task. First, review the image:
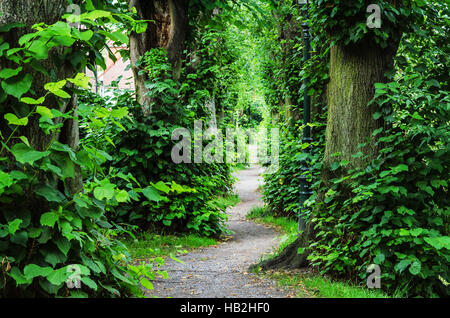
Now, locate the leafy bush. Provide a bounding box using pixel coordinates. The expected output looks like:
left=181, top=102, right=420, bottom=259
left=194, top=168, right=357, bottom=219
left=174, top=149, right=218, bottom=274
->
left=0, top=15, right=162, bottom=298
left=307, top=18, right=449, bottom=297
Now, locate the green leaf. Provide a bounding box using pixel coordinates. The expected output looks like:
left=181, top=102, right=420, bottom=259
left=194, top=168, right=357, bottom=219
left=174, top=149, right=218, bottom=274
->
left=36, top=106, right=54, bottom=119
left=152, top=181, right=171, bottom=194
left=21, top=96, right=45, bottom=105
left=1, top=73, right=33, bottom=99
left=40, top=212, right=59, bottom=227
left=424, top=236, right=450, bottom=250
left=374, top=253, right=385, bottom=264
left=8, top=219, right=23, bottom=235
left=115, top=190, right=129, bottom=203
left=46, top=267, right=70, bottom=286
left=11, top=143, right=50, bottom=165
left=391, top=164, right=409, bottom=174
left=35, top=185, right=65, bottom=203
left=94, top=182, right=116, bottom=201
left=394, top=259, right=411, bottom=273
left=142, top=186, right=164, bottom=202
left=140, top=277, right=154, bottom=290
left=81, top=276, right=98, bottom=291
left=4, top=113, right=28, bottom=126
left=24, top=264, right=53, bottom=279
left=54, top=237, right=71, bottom=256
left=18, top=136, right=30, bottom=147
left=44, top=80, right=70, bottom=99
left=409, top=261, right=421, bottom=276
left=0, top=67, right=22, bottom=79
left=67, top=73, right=90, bottom=89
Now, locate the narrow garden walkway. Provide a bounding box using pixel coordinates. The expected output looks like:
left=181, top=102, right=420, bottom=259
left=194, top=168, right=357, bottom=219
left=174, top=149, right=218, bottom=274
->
left=147, top=165, right=294, bottom=298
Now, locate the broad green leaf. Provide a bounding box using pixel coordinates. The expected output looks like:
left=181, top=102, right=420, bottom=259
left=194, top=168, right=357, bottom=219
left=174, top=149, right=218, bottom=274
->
left=4, top=113, right=28, bottom=126
left=54, top=237, right=71, bottom=256
left=46, top=267, right=70, bottom=286
left=18, top=136, right=30, bottom=147
left=0, top=67, right=22, bottom=79
left=409, top=261, right=421, bottom=275
left=142, top=186, right=164, bottom=202
left=40, top=212, right=59, bottom=227
left=36, top=106, right=54, bottom=119
left=115, top=190, right=129, bottom=203
left=153, top=181, right=171, bottom=194
left=94, top=182, right=116, bottom=201
left=11, top=143, right=50, bottom=165
left=140, top=277, right=153, bottom=290
left=35, top=185, right=65, bottom=203
left=67, top=73, right=90, bottom=89
left=1, top=73, right=33, bottom=99
left=24, top=264, right=53, bottom=279
left=81, top=276, right=98, bottom=291
left=8, top=219, right=23, bottom=235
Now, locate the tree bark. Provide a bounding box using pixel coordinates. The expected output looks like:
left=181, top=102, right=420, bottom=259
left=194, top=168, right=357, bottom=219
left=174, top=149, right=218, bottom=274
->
left=256, top=41, right=399, bottom=270
left=0, top=0, right=82, bottom=193
left=129, top=0, right=189, bottom=109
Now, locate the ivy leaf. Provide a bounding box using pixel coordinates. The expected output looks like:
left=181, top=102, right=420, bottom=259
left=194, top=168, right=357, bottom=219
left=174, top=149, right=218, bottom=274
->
left=40, top=212, right=59, bottom=228
left=1, top=73, right=33, bottom=99
left=67, top=73, right=90, bottom=89
left=23, top=264, right=53, bottom=280
left=4, top=113, right=28, bottom=126
left=36, top=106, right=54, bottom=119
left=54, top=237, right=71, bottom=256
left=0, top=67, right=22, bottom=79
left=35, top=185, right=65, bottom=203
left=46, top=267, right=70, bottom=286
left=8, top=219, right=23, bottom=235
left=152, top=181, right=171, bottom=194
left=93, top=182, right=116, bottom=201
left=21, top=96, right=45, bottom=105
left=11, top=143, right=50, bottom=165
left=140, top=277, right=154, bottom=290
left=142, top=186, right=164, bottom=202
left=115, top=190, right=129, bottom=203
left=409, top=261, right=421, bottom=276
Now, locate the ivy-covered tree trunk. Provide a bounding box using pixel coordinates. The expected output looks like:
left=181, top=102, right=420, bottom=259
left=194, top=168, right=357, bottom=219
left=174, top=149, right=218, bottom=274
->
left=0, top=0, right=82, bottom=194
left=257, top=41, right=398, bottom=270
left=129, top=0, right=189, bottom=108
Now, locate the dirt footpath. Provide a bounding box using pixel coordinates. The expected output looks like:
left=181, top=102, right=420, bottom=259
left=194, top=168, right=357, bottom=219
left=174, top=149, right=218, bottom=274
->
left=147, top=166, right=292, bottom=298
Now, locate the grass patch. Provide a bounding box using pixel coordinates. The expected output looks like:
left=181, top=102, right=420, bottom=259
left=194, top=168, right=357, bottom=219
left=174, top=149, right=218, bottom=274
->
left=247, top=206, right=298, bottom=255
left=247, top=206, right=391, bottom=298
left=213, top=193, right=240, bottom=209
left=123, top=232, right=219, bottom=259
left=260, top=270, right=390, bottom=298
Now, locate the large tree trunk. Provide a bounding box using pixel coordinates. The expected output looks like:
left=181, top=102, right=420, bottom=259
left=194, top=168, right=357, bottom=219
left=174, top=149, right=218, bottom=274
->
left=129, top=0, right=189, bottom=109
left=257, top=41, right=399, bottom=270
left=0, top=0, right=82, bottom=194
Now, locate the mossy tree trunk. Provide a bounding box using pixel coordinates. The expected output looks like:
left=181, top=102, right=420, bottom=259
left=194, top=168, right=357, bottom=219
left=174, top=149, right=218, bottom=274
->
left=0, top=0, right=82, bottom=194
left=129, top=0, right=189, bottom=109
left=257, top=41, right=399, bottom=270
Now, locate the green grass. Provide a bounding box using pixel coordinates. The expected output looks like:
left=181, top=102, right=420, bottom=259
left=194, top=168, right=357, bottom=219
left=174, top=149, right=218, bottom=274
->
left=247, top=206, right=391, bottom=298
left=123, top=232, right=219, bottom=259
left=213, top=193, right=240, bottom=208
left=260, top=270, right=390, bottom=298
left=247, top=206, right=298, bottom=254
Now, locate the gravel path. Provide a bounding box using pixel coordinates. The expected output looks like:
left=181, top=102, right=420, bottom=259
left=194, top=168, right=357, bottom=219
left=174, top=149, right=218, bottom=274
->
left=147, top=165, right=293, bottom=298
